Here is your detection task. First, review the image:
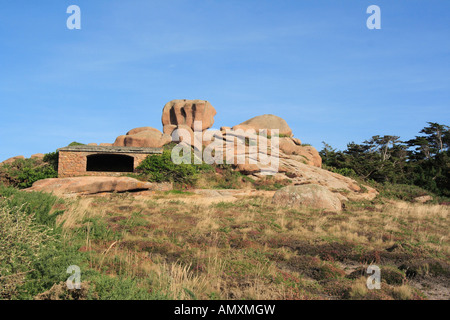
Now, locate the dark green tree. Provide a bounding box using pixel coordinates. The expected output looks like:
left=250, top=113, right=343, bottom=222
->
left=319, top=122, right=449, bottom=196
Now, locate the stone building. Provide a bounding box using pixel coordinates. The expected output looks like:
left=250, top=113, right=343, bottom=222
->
left=57, top=145, right=162, bottom=178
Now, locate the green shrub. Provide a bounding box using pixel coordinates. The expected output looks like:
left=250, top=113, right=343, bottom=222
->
left=68, top=142, right=85, bottom=146
left=0, top=185, right=63, bottom=226
left=0, top=185, right=64, bottom=227
left=0, top=205, right=54, bottom=299
left=0, top=158, right=57, bottom=189
left=136, top=149, right=206, bottom=186
left=43, top=151, right=59, bottom=172
left=323, top=165, right=357, bottom=178
left=0, top=186, right=86, bottom=299
left=0, top=185, right=164, bottom=300
left=377, top=183, right=432, bottom=202
left=18, top=238, right=85, bottom=299
left=211, top=165, right=245, bottom=189
left=381, top=266, right=406, bottom=285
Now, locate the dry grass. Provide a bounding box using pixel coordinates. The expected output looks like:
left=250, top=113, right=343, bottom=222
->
left=56, top=191, right=450, bottom=300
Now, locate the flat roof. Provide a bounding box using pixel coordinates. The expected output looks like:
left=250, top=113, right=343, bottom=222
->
left=58, top=145, right=163, bottom=154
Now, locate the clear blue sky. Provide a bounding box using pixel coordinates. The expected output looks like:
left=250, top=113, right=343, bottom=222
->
left=0, top=0, right=449, bottom=161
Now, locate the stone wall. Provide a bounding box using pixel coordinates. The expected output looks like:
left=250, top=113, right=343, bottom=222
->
left=57, top=146, right=162, bottom=178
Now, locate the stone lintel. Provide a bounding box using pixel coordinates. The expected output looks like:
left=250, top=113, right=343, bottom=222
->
left=57, top=145, right=163, bottom=154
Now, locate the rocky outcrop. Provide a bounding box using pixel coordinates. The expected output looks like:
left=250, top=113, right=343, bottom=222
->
left=113, top=127, right=171, bottom=148
left=162, top=99, right=217, bottom=135
left=26, top=176, right=172, bottom=195
left=233, top=114, right=293, bottom=137
left=170, top=124, right=203, bottom=148
left=272, top=184, right=342, bottom=212
left=14, top=99, right=377, bottom=205
left=205, top=125, right=375, bottom=201
left=276, top=153, right=377, bottom=201
left=279, top=137, right=322, bottom=167
left=206, top=127, right=281, bottom=172
left=414, top=195, right=433, bottom=203
left=126, top=127, right=161, bottom=136
left=1, top=155, right=25, bottom=165
left=30, top=153, right=45, bottom=160
left=203, top=113, right=376, bottom=201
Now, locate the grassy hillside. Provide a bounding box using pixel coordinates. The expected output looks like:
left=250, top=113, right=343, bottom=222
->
left=2, top=185, right=448, bottom=300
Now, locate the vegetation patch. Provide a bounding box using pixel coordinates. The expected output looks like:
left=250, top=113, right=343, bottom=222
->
left=320, top=122, right=450, bottom=198
left=0, top=158, right=57, bottom=189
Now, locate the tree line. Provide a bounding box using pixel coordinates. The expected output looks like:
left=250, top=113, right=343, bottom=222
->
left=320, top=122, right=450, bottom=197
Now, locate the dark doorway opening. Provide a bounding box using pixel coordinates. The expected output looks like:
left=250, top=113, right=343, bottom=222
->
left=86, top=154, right=134, bottom=172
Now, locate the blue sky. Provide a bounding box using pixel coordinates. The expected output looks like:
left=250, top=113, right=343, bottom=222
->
left=0, top=0, right=449, bottom=161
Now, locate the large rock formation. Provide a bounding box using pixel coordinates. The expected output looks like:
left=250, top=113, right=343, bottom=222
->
left=26, top=177, right=171, bottom=195
left=113, top=127, right=171, bottom=148
left=18, top=99, right=377, bottom=203
left=233, top=114, right=293, bottom=137
left=170, top=124, right=204, bottom=149
left=161, top=99, right=217, bottom=135
left=276, top=154, right=377, bottom=201
left=208, top=127, right=280, bottom=172
left=197, top=114, right=376, bottom=201
left=30, top=153, right=45, bottom=160
left=279, top=137, right=322, bottom=167
left=1, top=155, right=25, bottom=165
left=272, top=184, right=342, bottom=212
left=226, top=114, right=322, bottom=168
left=126, top=127, right=160, bottom=136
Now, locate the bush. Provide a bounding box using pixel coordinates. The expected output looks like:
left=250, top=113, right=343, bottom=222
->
left=18, top=238, right=84, bottom=299
left=0, top=205, right=54, bottom=299
left=0, top=158, right=57, bottom=189
left=381, top=266, right=406, bottom=285
left=43, top=151, right=59, bottom=172
left=0, top=185, right=64, bottom=227
left=203, top=164, right=247, bottom=189
left=323, top=165, right=357, bottom=178
left=377, top=182, right=432, bottom=202
left=0, top=186, right=85, bottom=299
left=68, top=142, right=85, bottom=146
left=136, top=149, right=207, bottom=186
left=0, top=185, right=165, bottom=300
